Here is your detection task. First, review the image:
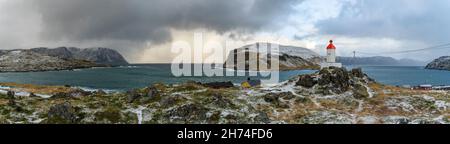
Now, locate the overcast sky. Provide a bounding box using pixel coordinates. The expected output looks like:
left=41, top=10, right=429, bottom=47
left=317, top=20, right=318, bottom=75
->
left=1, top=0, right=449, bottom=63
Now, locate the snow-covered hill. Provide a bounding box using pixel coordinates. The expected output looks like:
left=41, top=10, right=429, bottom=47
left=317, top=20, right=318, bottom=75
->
left=425, top=56, right=450, bottom=71
left=0, top=50, right=99, bottom=72
left=224, top=43, right=321, bottom=71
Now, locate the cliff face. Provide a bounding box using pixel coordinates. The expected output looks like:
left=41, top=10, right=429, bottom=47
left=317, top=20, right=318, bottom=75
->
left=224, top=43, right=321, bottom=71
left=425, top=56, right=450, bottom=71
left=0, top=50, right=99, bottom=72
left=29, top=47, right=129, bottom=66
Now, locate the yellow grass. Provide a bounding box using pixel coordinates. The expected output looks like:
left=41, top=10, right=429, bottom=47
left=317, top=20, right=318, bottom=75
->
left=0, top=99, right=8, bottom=105
left=0, top=82, right=72, bottom=95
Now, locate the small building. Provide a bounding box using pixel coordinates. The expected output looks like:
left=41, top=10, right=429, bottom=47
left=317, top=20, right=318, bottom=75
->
left=416, top=84, right=433, bottom=90
left=320, top=40, right=342, bottom=68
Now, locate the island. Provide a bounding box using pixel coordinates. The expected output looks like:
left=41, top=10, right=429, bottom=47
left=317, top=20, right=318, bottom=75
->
left=425, top=56, right=450, bottom=71
left=224, top=43, right=321, bottom=71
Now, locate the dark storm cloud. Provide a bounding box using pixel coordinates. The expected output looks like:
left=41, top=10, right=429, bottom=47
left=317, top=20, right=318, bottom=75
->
left=316, top=0, right=450, bottom=44
left=30, top=0, right=300, bottom=44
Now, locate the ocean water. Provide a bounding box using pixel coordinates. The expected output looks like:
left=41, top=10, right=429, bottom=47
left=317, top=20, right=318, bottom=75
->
left=350, top=66, right=450, bottom=86
left=0, top=64, right=449, bottom=91
left=0, top=64, right=314, bottom=90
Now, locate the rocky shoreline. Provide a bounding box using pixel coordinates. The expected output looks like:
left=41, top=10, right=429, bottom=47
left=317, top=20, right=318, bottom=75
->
left=0, top=67, right=449, bottom=124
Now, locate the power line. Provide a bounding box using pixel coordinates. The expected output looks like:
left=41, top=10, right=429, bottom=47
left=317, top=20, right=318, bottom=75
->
left=355, top=43, right=450, bottom=55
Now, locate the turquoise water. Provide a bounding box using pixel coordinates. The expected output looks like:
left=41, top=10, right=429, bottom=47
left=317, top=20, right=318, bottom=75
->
left=0, top=64, right=314, bottom=90
left=0, top=64, right=449, bottom=90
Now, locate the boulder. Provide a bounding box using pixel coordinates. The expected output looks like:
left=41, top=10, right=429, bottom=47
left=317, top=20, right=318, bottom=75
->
left=263, top=93, right=278, bottom=103
left=160, top=94, right=188, bottom=107
left=254, top=111, right=271, bottom=124
left=351, top=68, right=365, bottom=78
left=52, top=88, right=92, bottom=98
left=7, top=91, right=15, bottom=106
left=29, top=93, right=38, bottom=97
left=139, top=86, right=160, bottom=103
left=317, top=67, right=350, bottom=94
left=126, top=89, right=142, bottom=103
left=47, top=102, right=81, bottom=123
left=263, top=93, right=290, bottom=108
left=7, top=91, right=15, bottom=98
left=145, top=86, right=159, bottom=99
left=211, top=93, right=234, bottom=108
left=95, top=89, right=107, bottom=95
left=203, top=81, right=235, bottom=89
left=69, top=89, right=92, bottom=97
left=296, top=75, right=317, bottom=88
left=276, top=92, right=296, bottom=100
left=167, top=104, right=208, bottom=123
left=159, top=96, right=176, bottom=106
left=353, top=83, right=370, bottom=99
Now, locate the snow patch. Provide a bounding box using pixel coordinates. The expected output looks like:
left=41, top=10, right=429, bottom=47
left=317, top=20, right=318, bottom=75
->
left=127, top=106, right=147, bottom=124
left=357, top=116, right=379, bottom=124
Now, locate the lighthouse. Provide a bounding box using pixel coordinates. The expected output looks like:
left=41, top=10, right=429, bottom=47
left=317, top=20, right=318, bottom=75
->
left=326, top=40, right=336, bottom=63
left=321, top=40, right=342, bottom=68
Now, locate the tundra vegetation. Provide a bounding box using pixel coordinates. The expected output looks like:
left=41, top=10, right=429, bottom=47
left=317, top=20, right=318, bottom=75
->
left=0, top=67, right=448, bottom=124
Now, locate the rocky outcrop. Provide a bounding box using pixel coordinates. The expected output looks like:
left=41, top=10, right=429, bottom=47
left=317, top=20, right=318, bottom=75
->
left=224, top=43, right=320, bottom=71
left=47, top=102, right=82, bottom=124
left=29, top=47, right=129, bottom=66
left=127, top=86, right=160, bottom=103
left=52, top=88, right=92, bottom=98
left=425, top=56, right=450, bottom=71
left=202, top=81, right=235, bottom=89
left=295, top=67, right=373, bottom=98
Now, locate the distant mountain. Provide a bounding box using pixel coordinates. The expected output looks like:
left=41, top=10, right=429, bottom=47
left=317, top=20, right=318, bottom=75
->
left=425, top=56, right=450, bottom=71
left=29, top=47, right=128, bottom=66
left=0, top=47, right=128, bottom=72
left=224, top=43, right=321, bottom=71
left=336, top=56, right=425, bottom=66
left=0, top=50, right=99, bottom=72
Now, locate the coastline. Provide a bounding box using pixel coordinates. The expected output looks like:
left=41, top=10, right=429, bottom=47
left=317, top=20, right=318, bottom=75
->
left=0, top=65, right=113, bottom=73
left=0, top=67, right=449, bottom=124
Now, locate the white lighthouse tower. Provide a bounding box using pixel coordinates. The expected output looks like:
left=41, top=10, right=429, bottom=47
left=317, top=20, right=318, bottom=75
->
left=326, top=40, right=336, bottom=63
left=321, top=40, right=342, bottom=68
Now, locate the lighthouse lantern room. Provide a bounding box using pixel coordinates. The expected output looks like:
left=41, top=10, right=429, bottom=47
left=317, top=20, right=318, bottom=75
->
left=320, top=40, right=342, bottom=68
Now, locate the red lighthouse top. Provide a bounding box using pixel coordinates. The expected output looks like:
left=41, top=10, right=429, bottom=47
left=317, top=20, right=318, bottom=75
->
left=327, top=40, right=336, bottom=49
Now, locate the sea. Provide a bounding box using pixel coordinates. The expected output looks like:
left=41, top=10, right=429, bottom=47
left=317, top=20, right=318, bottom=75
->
left=0, top=64, right=449, bottom=91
